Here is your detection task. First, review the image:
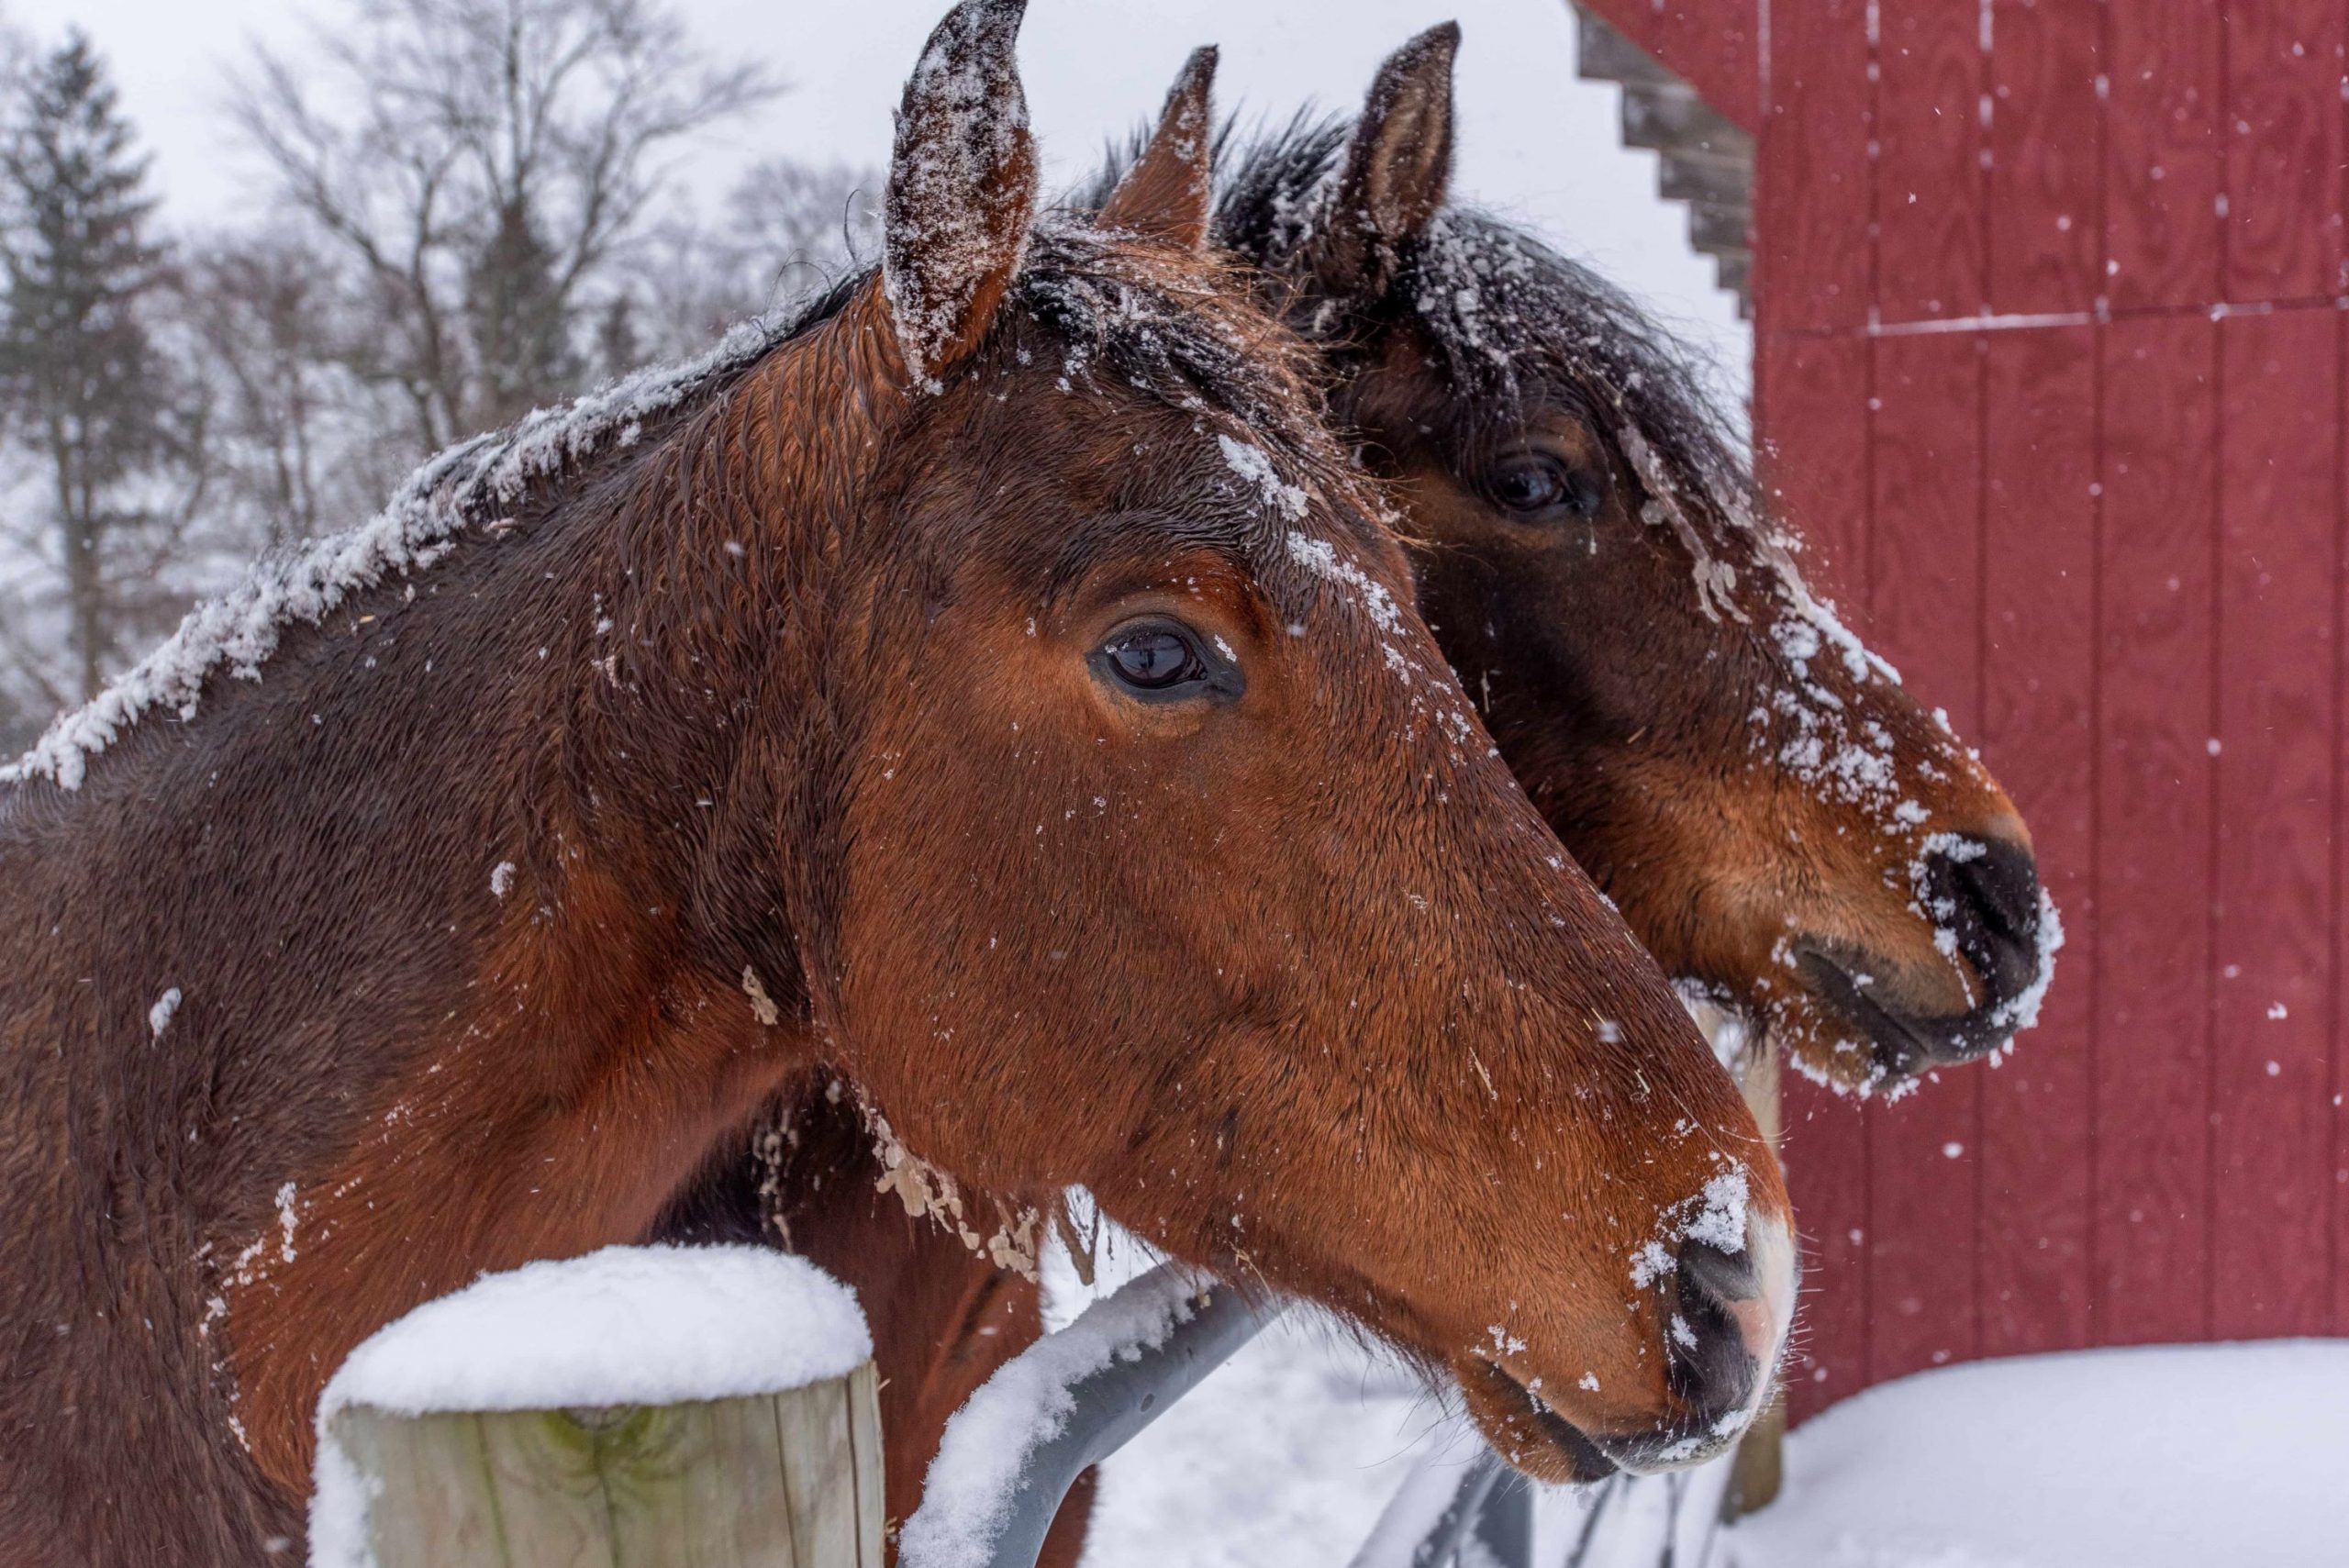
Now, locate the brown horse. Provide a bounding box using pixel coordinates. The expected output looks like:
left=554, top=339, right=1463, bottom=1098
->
left=1195, top=26, right=2058, bottom=1095
left=0, top=6, right=1789, bottom=1563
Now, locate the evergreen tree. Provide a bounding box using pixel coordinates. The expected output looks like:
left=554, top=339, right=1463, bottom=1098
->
left=593, top=292, right=640, bottom=383
left=466, top=192, right=579, bottom=426
left=232, top=0, right=774, bottom=448
left=0, top=32, right=167, bottom=699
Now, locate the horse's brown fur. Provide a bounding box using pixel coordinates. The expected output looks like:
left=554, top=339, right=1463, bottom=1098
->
left=0, top=10, right=1786, bottom=1562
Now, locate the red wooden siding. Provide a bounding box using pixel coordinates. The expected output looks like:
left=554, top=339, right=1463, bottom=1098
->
left=1753, top=0, right=1873, bottom=332
left=2095, top=315, right=2220, bottom=1349
left=1584, top=0, right=2349, bottom=1419
left=1977, top=323, right=2095, bottom=1358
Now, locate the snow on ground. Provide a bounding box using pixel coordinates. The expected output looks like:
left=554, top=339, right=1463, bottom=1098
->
left=1043, top=1234, right=1469, bottom=1568
left=1050, top=1231, right=2349, bottom=1568
left=1729, top=1339, right=2349, bottom=1568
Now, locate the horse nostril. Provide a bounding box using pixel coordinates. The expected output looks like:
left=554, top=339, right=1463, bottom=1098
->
left=1678, top=1234, right=1758, bottom=1304
left=1666, top=1238, right=1761, bottom=1422
left=1922, top=835, right=2043, bottom=1006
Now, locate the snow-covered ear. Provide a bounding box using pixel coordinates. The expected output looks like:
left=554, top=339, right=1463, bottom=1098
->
left=1098, top=46, right=1219, bottom=249
left=1320, top=21, right=1459, bottom=297
left=883, top=0, right=1040, bottom=388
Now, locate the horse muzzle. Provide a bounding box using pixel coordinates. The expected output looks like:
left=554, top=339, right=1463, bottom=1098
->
left=1796, top=832, right=2055, bottom=1078
left=1461, top=1206, right=1797, bottom=1482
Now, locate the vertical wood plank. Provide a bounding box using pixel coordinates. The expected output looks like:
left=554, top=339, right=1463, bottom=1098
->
left=2105, top=0, right=2223, bottom=311
left=846, top=1361, right=885, bottom=1566
left=1755, top=0, right=1874, bottom=333
left=2094, top=313, right=2218, bottom=1345
left=1757, top=330, right=1873, bottom=611
left=1650, top=0, right=1762, bottom=131
left=1781, top=1083, right=1871, bottom=1424
left=2222, top=1, right=2346, bottom=301
left=666, top=1398, right=802, bottom=1565
left=1864, top=328, right=1987, bottom=1381
left=1978, top=323, right=2097, bottom=1356
left=2210, top=306, right=2339, bottom=1337
left=342, top=1409, right=538, bottom=1568
left=1987, top=0, right=2104, bottom=315
left=1876, top=1, right=1987, bottom=322
left=774, top=1375, right=862, bottom=1568
left=2337, top=308, right=2349, bottom=1339
left=1757, top=324, right=1875, bottom=1424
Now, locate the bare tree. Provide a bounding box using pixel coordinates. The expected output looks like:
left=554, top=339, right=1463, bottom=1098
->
left=622, top=158, right=881, bottom=365
left=171, top=232, right=410, bottom=551
left=725, top=157, right=882, bottom=305
left=228, top=0, right=777, bottom=449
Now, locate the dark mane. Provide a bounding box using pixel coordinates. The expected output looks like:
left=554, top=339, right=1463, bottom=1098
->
left=1, top=223, right=1329, bottom=792
left=1086, top=116, right=1768, bottom=550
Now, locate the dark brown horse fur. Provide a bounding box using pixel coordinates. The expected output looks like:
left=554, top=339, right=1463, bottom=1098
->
left=0, top=6, right=1787, bottom=1562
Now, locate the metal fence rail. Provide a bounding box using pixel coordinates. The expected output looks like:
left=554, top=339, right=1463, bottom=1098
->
left=907, top=1262, right=1531, bottom=1568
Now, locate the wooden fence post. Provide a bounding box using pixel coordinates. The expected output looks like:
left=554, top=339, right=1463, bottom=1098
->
left=1720, top=1040, right=1786, bottom=1519
left=314, top=1247, right=885, bottom=1568
left=327, top=1362, right=884, bottom=1568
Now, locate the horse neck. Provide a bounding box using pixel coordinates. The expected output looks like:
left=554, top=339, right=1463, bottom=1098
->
left=0, top=339, right=878, bottom=1512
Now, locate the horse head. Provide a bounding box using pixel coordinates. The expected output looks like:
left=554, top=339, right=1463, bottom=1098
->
left=1202, top=28, right=2056, bottom=1094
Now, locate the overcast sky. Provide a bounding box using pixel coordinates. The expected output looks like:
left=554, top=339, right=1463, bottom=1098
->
left=33, top=0, right=1748, bottom=397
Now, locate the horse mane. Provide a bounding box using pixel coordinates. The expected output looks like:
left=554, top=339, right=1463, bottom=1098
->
left=1085, top=116, right=1780, bottom=575
left=2, top=221, right=1324, bottom=793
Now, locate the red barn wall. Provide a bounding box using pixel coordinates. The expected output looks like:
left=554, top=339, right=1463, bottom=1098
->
left=1580, top=0, right=2349, bottom=1421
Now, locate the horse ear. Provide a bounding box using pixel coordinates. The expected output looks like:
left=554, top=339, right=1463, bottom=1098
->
left=1098, top=46, right=1219, bottom=249
left=1321, top=21, right=1460, bottom=295
left=883, top=0, right=1040, bottom=387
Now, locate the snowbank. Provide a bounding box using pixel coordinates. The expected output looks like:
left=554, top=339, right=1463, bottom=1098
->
left=1730, top=1339, right=2349, bottom=1568
left=311, top=1245, right=869, bottom=1568
left=1049, top=1214, right=2349, bottom=1568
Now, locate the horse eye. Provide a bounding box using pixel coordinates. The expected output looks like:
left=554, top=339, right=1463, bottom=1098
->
left=1095, top=619, right=1219, bottom=699
left=1489, top=453, right=1607, bottom=519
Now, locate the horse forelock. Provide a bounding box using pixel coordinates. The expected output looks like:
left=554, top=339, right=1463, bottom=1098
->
left=1095, top=115, right=1784, bottom=583
left=1012, top=221, right=1340, bottom=455
left=1399, top=217, right=1755, bottom=517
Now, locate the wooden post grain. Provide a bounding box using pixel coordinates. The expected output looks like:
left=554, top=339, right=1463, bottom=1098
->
left=328, top=1360, right=885, bottom=1568
left=1721, top=1040, right=1786, bottom=1519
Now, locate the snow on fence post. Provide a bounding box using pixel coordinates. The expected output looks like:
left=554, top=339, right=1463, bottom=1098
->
left=311, top=1246, right=884, bottom=1568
